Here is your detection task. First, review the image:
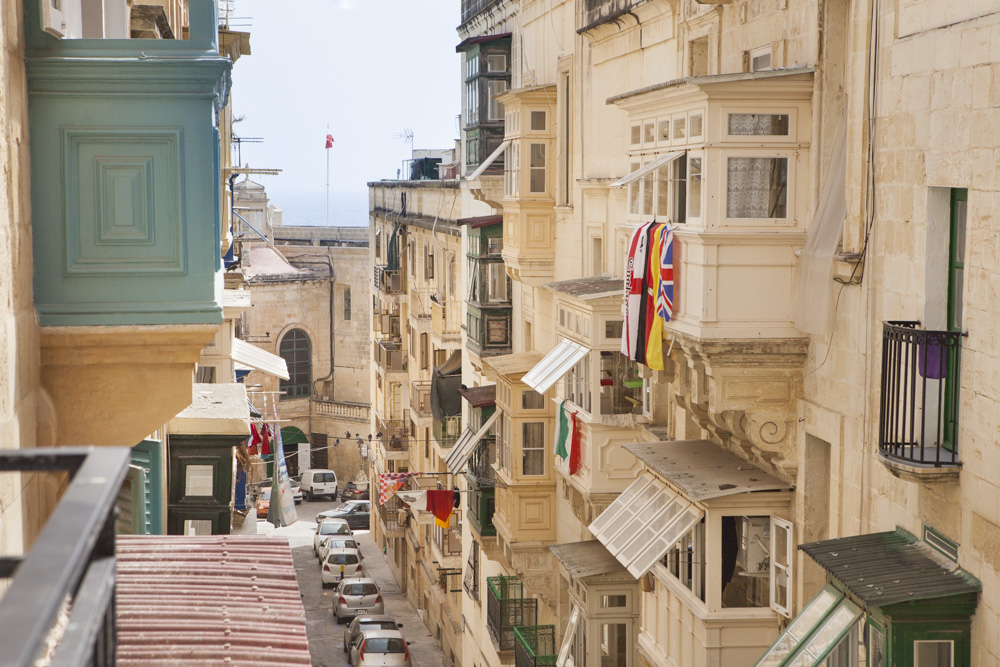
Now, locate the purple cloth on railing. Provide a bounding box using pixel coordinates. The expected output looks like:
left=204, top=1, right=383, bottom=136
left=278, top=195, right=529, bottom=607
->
left=919, top=342, right=947, bottom=379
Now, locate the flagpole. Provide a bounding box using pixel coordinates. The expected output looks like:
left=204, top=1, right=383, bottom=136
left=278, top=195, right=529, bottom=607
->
left=325, top=124, right=330, bottom=226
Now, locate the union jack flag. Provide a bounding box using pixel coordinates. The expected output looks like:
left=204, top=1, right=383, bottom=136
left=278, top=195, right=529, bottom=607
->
left=656, top=225, right=674, bottom=322
left=378, top=472, right=417, bottom=505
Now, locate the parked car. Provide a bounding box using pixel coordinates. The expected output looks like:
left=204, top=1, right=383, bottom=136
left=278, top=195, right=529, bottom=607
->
left=348, top=629, right=411, bottom=666
left=340, top=480, right=370, bottom=502
left=321, top=547, right=365, bottom=587
left=316, top=500, right=371, bottom=530
left=313, top=519, right=353, bottom=556
left=317, top=536, right=360, bottom=562
left=299, top=469, right=338, bottom=500
left=254, top=478, right=303, bottom=504
left=343, top=616, right=403, bottom=655
left=255, top=488, right=271, bottom=518
left=333, top=578, right=384, bottom=623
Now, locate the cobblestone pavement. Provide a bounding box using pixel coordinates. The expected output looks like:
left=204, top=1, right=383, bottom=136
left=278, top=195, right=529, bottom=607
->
left=250, top=498, right=448, bottom=667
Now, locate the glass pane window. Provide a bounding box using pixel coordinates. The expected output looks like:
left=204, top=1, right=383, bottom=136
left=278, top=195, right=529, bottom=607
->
left=728, top=113, right=790, bottom=136
left=565, top=357, right=591, bottom=413
left=662, top=518, right=706, bottom=601
left=522, top=390, right=545, bottom=410
left=530, top=110, right=547, bottom=131
left=914, top=641, right=954, bottom=667
left=487, top=236, right=503, bottom=254
left=530, top=143, right=546, bottom=193
left=727, top=157, right=788, bottom=218
left=600, top=623, right=628, bottom=665
left=721, top=516, right=771, bottom=608
left=522, top=422, right=545, bottom=475
left=628, top=161, right=641, bottom=215
left=658, top=120, right=670, bottom=141
left=487, top=79, right=508, bottom=121
left=688, top=156, right=702, bottom=218
left=185, top=464, right=214, bottom=497
left=689, top=114, right=703, bottom=137
left=486, top=262, right=508, bottom=302
left=674, top=117, right=686, bottom=140
left=643, top=122, right=655, bottom=144
left=467, top=136, right=479, bottom=166
left=600, top=351, right=642, bottom=415
left=466, top=80, right=479, bottom=125
left=486, top=316, right=509, bottom=345
left=486, top=53, right=507, bottom=72
left=280, top=329, right=312, bottom=398
left=642, top=165, right=655, bottom=216
left=184, top=519, right=213, bottom=535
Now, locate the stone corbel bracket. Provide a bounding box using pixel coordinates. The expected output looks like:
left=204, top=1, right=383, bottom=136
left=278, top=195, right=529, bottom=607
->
left=670, top=333, right=808, bottom=479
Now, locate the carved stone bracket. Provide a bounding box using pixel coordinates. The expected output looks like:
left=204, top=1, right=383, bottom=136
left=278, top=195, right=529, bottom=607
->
left=669, top=333, right=808, bottom=479
left=511, top=548, right=559, bottom=614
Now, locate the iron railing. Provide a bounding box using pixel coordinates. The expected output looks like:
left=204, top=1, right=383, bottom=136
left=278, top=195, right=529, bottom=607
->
left=879, top=321, right=964, bottom=466
left=467, top=437, right=498, bottom=486
left=0, top=447, right=131, bottom=667
left=514, top=625, right=558, bottom=667
left=374, top=265, right=404, bottom=295
left=487, top=576, right=538, bottom=652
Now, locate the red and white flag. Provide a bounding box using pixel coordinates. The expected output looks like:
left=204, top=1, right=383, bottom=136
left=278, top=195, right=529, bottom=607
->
left=325, top=134, right=334, bottom=149
left=378, top=472, right=416, bottom=505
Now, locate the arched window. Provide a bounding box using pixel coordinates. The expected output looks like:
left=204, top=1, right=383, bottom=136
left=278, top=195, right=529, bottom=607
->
left=279, top=329, right=311, bottom=399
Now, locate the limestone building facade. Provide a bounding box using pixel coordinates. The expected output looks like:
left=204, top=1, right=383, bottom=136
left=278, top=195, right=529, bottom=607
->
left=370, top=0, right=1000, bottom=666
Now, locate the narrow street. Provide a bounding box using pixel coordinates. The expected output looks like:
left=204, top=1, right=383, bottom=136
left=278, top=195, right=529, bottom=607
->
left=249, top=498, right=448, bottom=667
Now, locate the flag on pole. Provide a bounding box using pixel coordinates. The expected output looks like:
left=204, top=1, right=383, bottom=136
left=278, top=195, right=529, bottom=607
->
left=325, top=134, right=334, bottom=149
left=378, top=472, right=417, bottom=505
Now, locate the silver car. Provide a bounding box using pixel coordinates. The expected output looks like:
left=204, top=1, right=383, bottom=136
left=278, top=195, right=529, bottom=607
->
left=317, top=536, right=359, bottom=563
left=343, top=615, right=403, bottom=655
left=348, top=629, right=411, bottom=666
left=321, top=547, right=365, bottom=587
left=313, top=518, right=352, bottom=556
left=333, top=578, right=384, bottom=623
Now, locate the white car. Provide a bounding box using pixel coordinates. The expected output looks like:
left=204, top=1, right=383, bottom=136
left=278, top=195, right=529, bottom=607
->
left=313, top=518, right=352, bottom=556
left=317, top=536, right=360, bottom=563
left=348, top=629, right=411, bottom=666
left=321, top=547, right=365, bottom=587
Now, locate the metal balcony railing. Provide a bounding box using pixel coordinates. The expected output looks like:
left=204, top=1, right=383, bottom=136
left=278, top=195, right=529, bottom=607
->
left=514, top=625, right=557, bottom=667
left=374, top=339, right=406, bottom=372
left=411, top=382, right=432, bottom=418
left=487, top=576, right=537, bottom=652
left=374, top=265, right=404, bottom=295
left=0, top=447, right=130, bottom=667
left=468, top=437, right=498, bottom=487
left=879, top=321, right=964, bottom=467
left=433, top=415, right=463, bottom=448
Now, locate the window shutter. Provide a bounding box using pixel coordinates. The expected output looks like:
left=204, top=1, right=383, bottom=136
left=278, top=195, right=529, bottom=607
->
left=770, top=516, right=793, bottom=618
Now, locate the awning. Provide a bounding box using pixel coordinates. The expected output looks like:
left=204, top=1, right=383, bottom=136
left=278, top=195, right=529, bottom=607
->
left=456, top=215, right=503, bottom=229
left=468, top=139, right=510, bottom=181
left=624, top=440, right=793, bottom=501
left=550, top=540, right=630, bottom=580
left=445, top=410, right=501, bottom=474
left=232, top=338, right=290, bottom=381
left=431, top=350, right=463, bottom=420
left=588, top=472, right=704, bottom=578
left=610, top=151, right=684, bottom=188
left=755, top=585, right=862, bottom=667
left=458, top=384, right=496, bottom=408
left=522, top=338, right=590, bottom=394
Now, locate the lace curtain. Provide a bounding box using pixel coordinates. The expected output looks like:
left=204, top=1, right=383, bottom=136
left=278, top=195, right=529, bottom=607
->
left=726, top=157, right=788, bottom=218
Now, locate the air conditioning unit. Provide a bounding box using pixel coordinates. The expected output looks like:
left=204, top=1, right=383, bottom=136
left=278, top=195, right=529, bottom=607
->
left=738, top=517, right=771, bottom=575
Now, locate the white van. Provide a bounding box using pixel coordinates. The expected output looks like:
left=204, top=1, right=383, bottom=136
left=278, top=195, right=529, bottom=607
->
left=300, top=469, right=338, bottom=500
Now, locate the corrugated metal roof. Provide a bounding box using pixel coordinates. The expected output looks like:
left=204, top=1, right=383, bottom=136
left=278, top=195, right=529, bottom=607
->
left=624, top=440, right=792, bottom=501
left=800, top=529, right=981, bottom=608
left=543, top=276, right=622, bottom=300
left=550, top=541, right=631, bottom=580
left=456, top=215, right=503, bottom=228
left=116, top=535, right=311, bottom=666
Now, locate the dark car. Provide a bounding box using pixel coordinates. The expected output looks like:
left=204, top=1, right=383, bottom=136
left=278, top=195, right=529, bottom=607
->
left=340, top=481, right=370, bottom=502
left=318, top=500, right=370, bottom=530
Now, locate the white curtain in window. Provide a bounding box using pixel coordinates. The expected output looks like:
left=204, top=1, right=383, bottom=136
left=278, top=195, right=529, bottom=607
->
left=795, top=119, right=847, bottom=334
left=726, top=157, right=788, bottom=218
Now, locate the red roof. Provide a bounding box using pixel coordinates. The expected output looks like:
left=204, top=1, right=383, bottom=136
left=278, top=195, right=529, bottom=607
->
left=116, top=535, right=311, bottom=666
left=456, top=215, right=503, bottom=229
left=458, top=384, right=496, bottom=408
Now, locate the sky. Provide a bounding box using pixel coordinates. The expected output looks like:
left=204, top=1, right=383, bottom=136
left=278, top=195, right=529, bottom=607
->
left=228, top=0, right=461, bottom=226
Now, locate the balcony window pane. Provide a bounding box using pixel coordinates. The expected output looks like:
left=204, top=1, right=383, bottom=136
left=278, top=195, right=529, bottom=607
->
left=487, top=236, right=503, bottom=254
left=658, top=120, right=669, bottom=141
left=631, top=124, right=641, bottom=145
left=600, top=623, right=627, bottom=665
left=565, top=357, right=591, bottom=413
left=487, top=79, right=508, bottom=121
left=728, top=113, right=790, bottom=136
left=521, top=422, right=545, bottom=475
left=486, top=317, right=509, bottom=345
left=487, top=262, right=508, bottom=302
left=486, top=54, right=507, bottom=72
left=530, top=111, right=547, bottom=131
left=689, top=114, right=703, bottom=137
left=915, top=641, right=953, bottom=667
left=688, top=156, right=701, bottom=218
left=643, top=122, right=655, bottom=144
left=656, top=166, right=670, bottom=218
left=642, top=166, right=654, bottom=216
left=522, top=390, right=545, bottom=410
left=467, top=80, right=479, bottom=125
left=628, top=161, right=640, bottom=215
left=185, top=464, right=214, bottom=497
left=530, top=143, right=546, bottom=193
left=184, top=519, right=213, bottom=536
left=674, top=117, right=686, bottom=140
left=726, top=157, right=788, bottom=218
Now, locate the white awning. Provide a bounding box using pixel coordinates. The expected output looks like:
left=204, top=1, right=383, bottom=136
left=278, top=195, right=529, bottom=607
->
left=468, top=139, right=511, bottom=181
left=232, top=338, right=290, bottom=380
left=755, top=586, right=863, bottom=667
left=610, top=151, right=684, bottom=188
left=588, top=472, right=705, bottom=578
left=445, top=410, right=501, bottom=475
left=522, top=338, right=590, bottom=394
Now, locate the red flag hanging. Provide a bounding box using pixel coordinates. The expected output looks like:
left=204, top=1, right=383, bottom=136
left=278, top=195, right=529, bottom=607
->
left=569, top=411, right=582, bottom=475
left=426, top=489, right=455, bottom=528
left=325, top=134, right=334, bottom=149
